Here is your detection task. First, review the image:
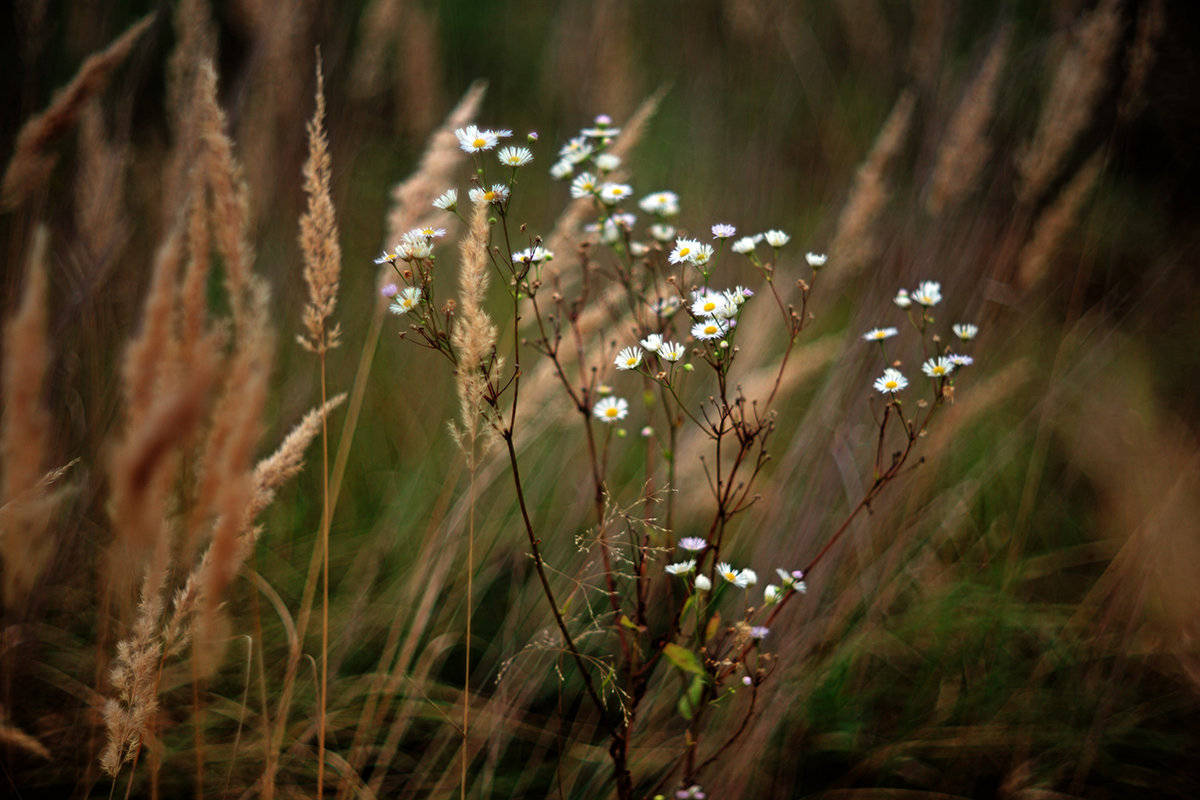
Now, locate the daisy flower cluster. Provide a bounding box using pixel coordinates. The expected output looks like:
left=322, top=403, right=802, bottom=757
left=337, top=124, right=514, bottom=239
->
left=863, top=280, right=979, bottom=401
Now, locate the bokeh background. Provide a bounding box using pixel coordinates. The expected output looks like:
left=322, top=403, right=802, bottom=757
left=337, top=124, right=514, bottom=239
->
left=3, top=0, right=1200, bottom=797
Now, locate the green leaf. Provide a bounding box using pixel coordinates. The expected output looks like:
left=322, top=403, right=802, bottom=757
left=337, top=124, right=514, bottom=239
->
left=677, top=675, right=705, bottom=720
left=663, top=643, right=704, bottom=676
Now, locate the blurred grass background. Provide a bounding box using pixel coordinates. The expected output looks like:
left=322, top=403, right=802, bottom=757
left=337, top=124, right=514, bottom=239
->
left=3, top=0, right=1200, bottom=797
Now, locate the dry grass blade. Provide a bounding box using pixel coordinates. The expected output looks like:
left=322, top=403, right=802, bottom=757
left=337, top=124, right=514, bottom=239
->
left=0, top=13, right=154, bottom=210
left=0, top=226, right=53, bottom=608
left=0, top=706, right=51, bottom=760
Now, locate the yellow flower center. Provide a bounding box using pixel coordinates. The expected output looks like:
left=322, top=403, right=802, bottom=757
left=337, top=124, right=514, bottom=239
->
left=472, top=137, right=487, bottom=148
left=605, top=407, right=619, bottom=418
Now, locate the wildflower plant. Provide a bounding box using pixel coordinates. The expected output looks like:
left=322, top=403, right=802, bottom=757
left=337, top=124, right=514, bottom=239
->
left=379, top=113, right=980, bottom=799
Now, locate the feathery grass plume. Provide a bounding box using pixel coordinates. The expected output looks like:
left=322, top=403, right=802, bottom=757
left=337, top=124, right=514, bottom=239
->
left=195, top=59, right=254, bottom=331
left=385, top=81, right=487, bottom=248
left=0, top=13, right=154, bottom=210
left=926, top=26, right=1011, bottom=217
left=1118, top=0, right=1164, bottom=122
left=1015, top=0, right=1122, bottom=206
left=1017, top=150, right=1104, bottom=291
left=298, top=55, right=342, bottom=356
left=450, top=200, right=499, bottom=459
left=99, top=560, right=170, bottom=778
left=161, top=393, right=345, bottom=655
left=1, top=227, right=54, bottom=608
left=75, top=100, right=130, bottom=262
left=827, top=88, right=915, bottom=282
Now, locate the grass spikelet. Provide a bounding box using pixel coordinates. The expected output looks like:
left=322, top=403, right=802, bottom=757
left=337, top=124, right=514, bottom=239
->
left=0, top=13, right=154, bottom=210
left=1016, top=0, right=1122, bottom=205
left=100, top=562, right=170, bottom=779
left=451, top=200, right=499, bottom=458
left=828, top=88, right=916, bottom=281
left=298, top=54, right=343, bottom=356
left=926, top=26, right=1011, bottom=217
left=1017, top=150, right=1104, bottom=291
left=1, top=226, right=54, bottom=608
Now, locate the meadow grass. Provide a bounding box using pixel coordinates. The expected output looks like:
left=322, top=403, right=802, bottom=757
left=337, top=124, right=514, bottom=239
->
left=2, top=2, right=1199, bottom=798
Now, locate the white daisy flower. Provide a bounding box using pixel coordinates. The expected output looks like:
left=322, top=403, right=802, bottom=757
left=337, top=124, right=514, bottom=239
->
left=893, top=288, right=912, bottom=308
left=764, top=585, right=782, bottom=604
left=665, top=560, right=696, bottom=575
left=512, top=246, right=554, bottom=264
left=711, top=223, right=736, bottom=239
left=912, top=280, right=942, bottom=307
left=718, top=562, right=753, bottom=588
left=614, top=346, right=643, bottom=370
left=649, top=223, right=677, bottom=242
left=629, top=241, right=649, bottom=257
left=380, top=283, right=399, bottom=298
left=598, top=182, right=634, bottom=205
left=692, top=319, right=728, bottom=340
left=691, top=243, right=714, bottom=266
left=468, top=184, right=510, bottom=206
left=397, top=237, right=433, bottom=260
left=570, top=172, right=598, bottom=199
left=763, top=229, right=790, bottom=248
left=649, top=296, right=681, bottom=317
left=497, top=146, right=533, bottom=167
left=388, top=287, right=422, bottom=315
left=413, top=226, right=446, bottom=239
left=691, top=291, right=729, bottom=318
left=952, top=323, right=978, bottom=340
left=559, top=136, right=593, bottom=164
left=806, top=252, right=827, bottom=267
left=592, top=396, right=629, bottom=422
left=731, top=235, right=761, bottom=254
left=658, top=341, right=686, bottom=362
left=873, top=368, right=908, bottom=394
left=677, top=537, right=707, bottom=551
left=638, top=191, right=680, bottom=216
left=595, top=153, right=621, bottom=172
left=640, top=333, right=664, bottom=352
left=669, top=238, right=703, bottom=265
left=862, top=327, right=898, bottom=341
left=432, top=188, right=458, bottom=211
left=948, top=353, right=974, bottom=367
left=455, top=125, right=499, bottom=153
left=374, top=250, right=395, bottom=265
left=750, top=626, right=769, bottom=639
left=694, top=574, right=712, bottom=592
left=550, top=159, right=574, bottom=179
left=921, top=356, right=955, bottom=378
